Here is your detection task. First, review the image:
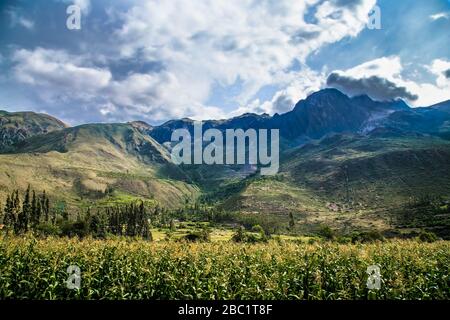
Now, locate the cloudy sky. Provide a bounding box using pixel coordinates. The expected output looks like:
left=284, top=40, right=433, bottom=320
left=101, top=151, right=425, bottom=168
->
left=0, top=0, right=449, bottom=125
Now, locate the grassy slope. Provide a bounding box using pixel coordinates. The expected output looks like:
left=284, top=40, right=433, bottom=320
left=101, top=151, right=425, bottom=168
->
left=1, top=111, right=449, bottom=236
left=0, top=123, right=199, bottom=210
left=0, top=110, right=67, bottom=130
left=212, top=134, right=450, bottom=235
left=0, top=110, right=67, bottom=150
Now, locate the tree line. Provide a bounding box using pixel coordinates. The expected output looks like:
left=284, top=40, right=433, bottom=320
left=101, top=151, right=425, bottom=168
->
left=0, top=186, right=152, bottom=240
left=1, top=185, right=51, bottom=235
left=87, top=202, right=152, bottom=239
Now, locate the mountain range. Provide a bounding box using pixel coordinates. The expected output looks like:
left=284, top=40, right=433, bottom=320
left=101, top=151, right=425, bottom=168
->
left=1, top=88, right=450, bottom=237
left=148, top=88, right=450, bottom=144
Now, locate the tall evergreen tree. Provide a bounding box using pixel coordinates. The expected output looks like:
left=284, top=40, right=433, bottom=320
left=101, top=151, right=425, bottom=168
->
left=12, top=190, right=20, bottom=234
left=36, top=200, right=42, bottom=227
left=13, top=190, right=20, bottom=212
left=86, top=208, right=106, bottom=238
left=1, top=196, right=8, bottom=225
left=288, top=212, right=295, bottom=230
left=126, top=204, right=136, bottom=237
left=3, top=194, right=16, bottom=233
left=170, top=219, right=176, bottom=231
left=31, top=190, right=42, bottom=228
left=18, top=185, right=31, bottom=233
left=142, top=218, right=152, bottom=241
left=137, top=201, right=146, bottom=236
left=41, top=191, right=49, bottom=222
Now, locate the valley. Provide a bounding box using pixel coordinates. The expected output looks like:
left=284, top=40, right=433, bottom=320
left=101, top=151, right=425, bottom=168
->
left=1, top=89, right=450, bottom=239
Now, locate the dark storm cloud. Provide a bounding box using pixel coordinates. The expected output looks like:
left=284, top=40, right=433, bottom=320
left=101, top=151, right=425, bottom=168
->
left=290, top=30, right=321, bottom=44
left=326, top=73, right=419, bottom=101
left=272, top=94, right=294, bottom=114
left=334, top=0, right=363, bottom=8
left=445, top=69, right=450, bottom=79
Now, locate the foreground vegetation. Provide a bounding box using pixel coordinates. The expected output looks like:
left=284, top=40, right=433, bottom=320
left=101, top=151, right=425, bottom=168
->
left=1, top=186, right=448, bottom=300
left=0, top=236, right=448, bottom=300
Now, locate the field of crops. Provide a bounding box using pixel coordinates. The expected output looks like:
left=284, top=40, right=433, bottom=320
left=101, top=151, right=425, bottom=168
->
left=0, top=236, right=448, bottom=300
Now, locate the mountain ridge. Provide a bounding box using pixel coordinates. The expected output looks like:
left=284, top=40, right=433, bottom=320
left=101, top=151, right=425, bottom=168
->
left=148, top=89, right=450, bottom=145
left=0, top=110, right=68, bottom=151
left=2, top=89, right=449, bottom=149
left=1, top=88, right=450, bottom=238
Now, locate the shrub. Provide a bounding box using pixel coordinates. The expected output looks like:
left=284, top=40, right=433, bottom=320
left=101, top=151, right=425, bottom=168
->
left=251, top=224, right=264, bottom=234
left=317, top=225, right=335, bottom=240
left=169, top=219, right=176, bottom=231
left=182, top=228, right=210, bottom=242
left=418, top=231, right=438, bottom=243
left=351, top=231, right=385, bottom=243
left=336, top=236, right=352, bottom=244
left=34, top=223, right=60, bottom=237
left=60, top=220, right=88, bottom=238
left=231, top=226, right=267, bottom=243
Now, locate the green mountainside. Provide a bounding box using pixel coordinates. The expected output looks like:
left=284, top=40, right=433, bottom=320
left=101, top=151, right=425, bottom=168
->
left=0, top=110, right=67, bottom=151
left=0, top=122, right=198, bottom=210
left=1, top=90, right=449, bottom=237
left=206, top=133, right=450, bottom=237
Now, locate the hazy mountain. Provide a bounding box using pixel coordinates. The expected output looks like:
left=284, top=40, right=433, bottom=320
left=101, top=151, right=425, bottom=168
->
left=148, top=113, right=271, bottom=144
left=430, top=100, right=450, bottom=113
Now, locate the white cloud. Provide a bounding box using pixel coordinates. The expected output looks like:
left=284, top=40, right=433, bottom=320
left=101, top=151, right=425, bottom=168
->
left=427, top=59, right=450, bottom=86
left=9, top=0, right=378, bottom=122
left=11, top=47, right=223, bottom=121
left=107, top=72, right=225, bottom=120
left=99, top=103, right=116, bottom=116
left=12, top=48, right=111, bottom=101
left=111, top=0, right=376, bottom=118
left=332, top=56, right=404, bottom=81
left=232, top=67, right=326, bottom=116
left=74, top=0, right=91, bottom=12
left=7, top=10, right=35, bottom=30
left=430, top=12, right=449, bottom=21
left=327, top=56, right=450, bottom=106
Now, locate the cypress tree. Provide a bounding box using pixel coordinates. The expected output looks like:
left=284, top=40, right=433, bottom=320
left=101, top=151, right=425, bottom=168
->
left=31, top=190, right=38, bottom=228
left=126, top=204, right=136, bottom=237
left=137, top=201, right=146, bottom=235
left=51, top=202, right=57, bottom=225
left=170, top=219, right=176, bottom=231
left=288, top=212, right=295, bottom=230
left=88, top=213, right=100, bottom=237
left=3, top=194, right=16, bottom=233
left=18, top=185, right=31, bottom=233
left=41, top=191, right=49, bottom=222
left=143, top=222, right=152, bottom=240
left=36, top=200, right=42, bottom=227
left=117, top=207, right=123, bottom=236
left=13, top=190, right=20, bottom=212
left=110, top=208, right=119, bottom=235
left=85, top=207, right=91, bottom=225
left=13, top=190, right=20, bottom=234
left=105, top=208, right=113, bottom=234
left=142, top=217, right=152, bottom=241
left=2, top=195, right=9, bottom=225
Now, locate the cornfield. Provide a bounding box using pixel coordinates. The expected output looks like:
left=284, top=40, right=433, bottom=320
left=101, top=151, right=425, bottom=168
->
left=0, top=236, right=448, bottom=300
